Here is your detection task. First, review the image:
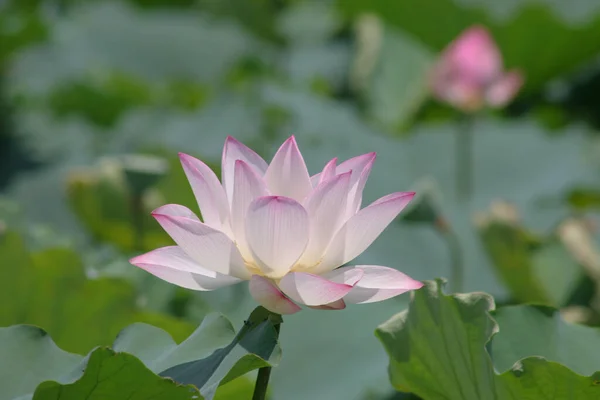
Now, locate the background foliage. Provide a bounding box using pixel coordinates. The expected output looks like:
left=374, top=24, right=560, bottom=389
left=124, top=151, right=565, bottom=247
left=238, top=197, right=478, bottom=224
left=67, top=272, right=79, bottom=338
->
left=3, top=0, right=600, bottom=399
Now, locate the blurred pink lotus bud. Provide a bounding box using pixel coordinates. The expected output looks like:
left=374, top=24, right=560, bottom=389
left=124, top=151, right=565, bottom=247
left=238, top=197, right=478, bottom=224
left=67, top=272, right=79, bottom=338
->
left=130, top=136, right=423, bottom=314
left=430, top=25, right=523, bottom=112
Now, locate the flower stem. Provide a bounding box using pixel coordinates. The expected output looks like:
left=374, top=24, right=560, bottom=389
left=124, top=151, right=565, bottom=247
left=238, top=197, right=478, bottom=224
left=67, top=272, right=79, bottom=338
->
left=456, top=114, right=475, bottom=201
left=252, top=321, right=281, bottom=400
left=445, top=228, right=464, bottom=293
left=436, top=218, right=464, bottom=293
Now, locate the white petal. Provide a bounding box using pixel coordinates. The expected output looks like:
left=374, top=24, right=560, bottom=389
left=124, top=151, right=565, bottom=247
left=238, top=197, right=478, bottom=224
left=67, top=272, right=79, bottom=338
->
left=336, top=152, right=375, bottom=178
left=298, top=172, right=351, bottom=267
left=313, top=192, right=415, bottom=274
left=264, top=136, right=312, bottom=202
left=231, top=160, right=269, bottom=260
left=338, top=265, right=423, bottom=304
left=336, top=152, right=376, bottom=218
left=152, top=205, right=250, bottom=279
left=248, top=275, right=301, bottom=315
left=323, top=266, right=365, bottom=285
left=221, top=136, right=268, bottom=207
left=130, top=246, right=241, bottom=291
left=245, top=196, right=309, bottom=278
left=278, top=269, right=362, bottom=306
left=310, top=157, right=337, bottom=187
left=153, top=204, right=200, bottom=219
left=179, top=153, right=231, bottom=235
left=131, top=246, right=214, bottom=275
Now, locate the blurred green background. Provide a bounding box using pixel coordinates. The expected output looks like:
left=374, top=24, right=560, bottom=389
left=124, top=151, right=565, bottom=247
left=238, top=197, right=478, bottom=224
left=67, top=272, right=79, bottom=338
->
left=3, top=0, right=600, bottom=399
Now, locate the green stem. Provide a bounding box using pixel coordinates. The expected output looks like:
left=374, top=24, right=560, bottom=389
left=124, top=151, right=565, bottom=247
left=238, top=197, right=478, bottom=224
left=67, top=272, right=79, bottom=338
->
left=437, top=220, right=464, bottom=293
left=456, top=114, right=475, bottom=200
left=252, top=322, right=281, bottom=400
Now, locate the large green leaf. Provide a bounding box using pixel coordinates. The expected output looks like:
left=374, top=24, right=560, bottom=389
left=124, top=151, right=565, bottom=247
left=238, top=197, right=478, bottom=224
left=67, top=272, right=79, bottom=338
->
left=159, top=307, right=281, bottom=399
left=0, top=325, right=81, bottom=400
left=0, top=231, right=193, bottom=354
left=32, top=348, right=199, bottom=400
left=339, top=0, right=600, bottom=91
left=501, top=358, right=600, bottom=399
left=1, top=310, right=280, bottom=400
left=376, top=280, right=600, bottom=399
left=377, top=280, right=500, bottom=398
left=112, top=316, right=233, bottom=374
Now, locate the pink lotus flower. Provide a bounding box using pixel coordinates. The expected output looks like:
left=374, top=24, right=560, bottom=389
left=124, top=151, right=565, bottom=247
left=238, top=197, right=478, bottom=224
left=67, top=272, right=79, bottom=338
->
left=430, top=25, right=523, bottom=112
left=130, top=136, right=423, bottom=314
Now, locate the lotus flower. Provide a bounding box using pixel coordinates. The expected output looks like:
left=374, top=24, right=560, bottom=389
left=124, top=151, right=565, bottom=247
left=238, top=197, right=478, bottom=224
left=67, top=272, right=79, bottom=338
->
left=430, top=25, right=523, bottom=113
left=130, top=136, right=423, bottom=314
